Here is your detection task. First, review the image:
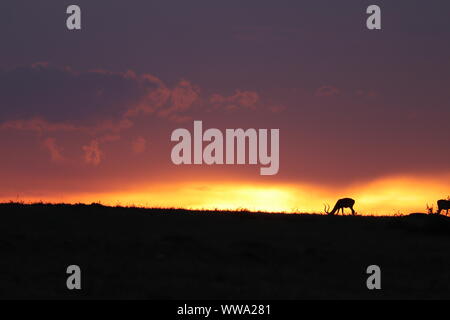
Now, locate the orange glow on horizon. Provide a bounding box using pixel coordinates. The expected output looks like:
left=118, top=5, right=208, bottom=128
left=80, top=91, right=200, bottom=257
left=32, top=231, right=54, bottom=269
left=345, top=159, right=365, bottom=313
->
left=3, top=174, right=450, bottom=216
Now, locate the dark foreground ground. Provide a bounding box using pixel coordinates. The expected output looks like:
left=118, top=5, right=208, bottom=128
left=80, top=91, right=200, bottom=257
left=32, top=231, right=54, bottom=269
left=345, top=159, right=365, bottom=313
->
left=1, top=203, right=450, bottom=299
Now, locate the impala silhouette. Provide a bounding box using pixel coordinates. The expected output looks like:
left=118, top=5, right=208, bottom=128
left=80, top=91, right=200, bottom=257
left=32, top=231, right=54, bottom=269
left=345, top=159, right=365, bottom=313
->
left=324, top=198, right=356, bottom=216
left=437, top=199, right=450, bottom=215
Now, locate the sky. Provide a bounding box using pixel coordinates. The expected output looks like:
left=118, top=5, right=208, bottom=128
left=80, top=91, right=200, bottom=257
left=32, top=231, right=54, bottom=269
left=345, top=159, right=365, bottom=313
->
left=1, top=0, right=450, bottom=214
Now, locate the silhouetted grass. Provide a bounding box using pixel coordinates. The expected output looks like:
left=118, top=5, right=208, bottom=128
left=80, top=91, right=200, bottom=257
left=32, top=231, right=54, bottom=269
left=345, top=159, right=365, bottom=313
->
left=1, top=202, right=450, bottom=299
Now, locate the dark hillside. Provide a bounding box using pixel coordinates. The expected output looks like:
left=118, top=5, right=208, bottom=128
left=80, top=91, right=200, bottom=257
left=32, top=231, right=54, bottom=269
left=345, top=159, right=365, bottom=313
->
left=1, top=203, right=450, bottom=299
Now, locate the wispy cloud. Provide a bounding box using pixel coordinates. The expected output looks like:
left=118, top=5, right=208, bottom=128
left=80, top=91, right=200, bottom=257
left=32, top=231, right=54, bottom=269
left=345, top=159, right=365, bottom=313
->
left=82, top=140, right=103, bottom=166
left=132, top=137, right=147, bottom=154
left=42, top=137, right=64, bottom=163
left=315, top=86, right=340, bottom=97
left=209, top=90, right=259, bottom=111
left=0, top=63, right=273, bottom=167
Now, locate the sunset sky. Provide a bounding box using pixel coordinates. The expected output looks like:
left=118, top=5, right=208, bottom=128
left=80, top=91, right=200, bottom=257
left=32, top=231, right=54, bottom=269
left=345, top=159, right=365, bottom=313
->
left=1, top=1, right=450, bottom=214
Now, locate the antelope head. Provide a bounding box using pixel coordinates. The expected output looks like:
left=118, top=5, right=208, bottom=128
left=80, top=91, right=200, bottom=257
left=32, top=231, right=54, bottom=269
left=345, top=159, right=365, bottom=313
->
left=324, top=203, right=332, bottom=215
left=426, top=203, right=434, bottom=215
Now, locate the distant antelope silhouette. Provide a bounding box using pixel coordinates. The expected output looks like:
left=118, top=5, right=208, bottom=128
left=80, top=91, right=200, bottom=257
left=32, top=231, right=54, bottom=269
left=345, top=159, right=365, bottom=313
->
left=437, top=199, right=450, bottom=215
left=324, top=198, right=356, bottom=216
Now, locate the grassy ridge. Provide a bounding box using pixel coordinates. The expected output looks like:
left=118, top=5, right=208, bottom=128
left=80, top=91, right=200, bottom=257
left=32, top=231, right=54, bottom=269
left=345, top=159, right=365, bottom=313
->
left=1, top=203, right=450, bottom=299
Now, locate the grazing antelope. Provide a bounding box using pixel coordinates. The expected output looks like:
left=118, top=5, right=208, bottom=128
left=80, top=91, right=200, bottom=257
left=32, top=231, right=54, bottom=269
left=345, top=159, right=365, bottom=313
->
left=324, top=198, right=356, bottom=216
left=437, top=199, right=450, bottom=215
